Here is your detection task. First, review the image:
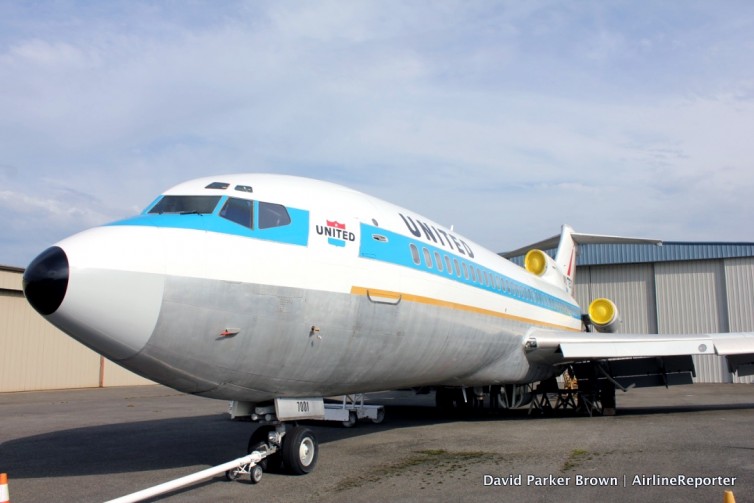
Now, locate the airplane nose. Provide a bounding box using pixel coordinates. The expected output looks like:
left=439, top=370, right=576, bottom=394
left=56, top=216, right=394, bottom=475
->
left=23, top=246, right=70, bottom=316
left=28, top=226, right=168, bottom=361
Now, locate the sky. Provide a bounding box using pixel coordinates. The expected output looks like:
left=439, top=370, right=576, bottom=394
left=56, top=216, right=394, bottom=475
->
left=2, top=1, right=754, bottom=268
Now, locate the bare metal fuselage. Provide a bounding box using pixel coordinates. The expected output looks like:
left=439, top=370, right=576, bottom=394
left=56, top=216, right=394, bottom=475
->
left=117, top=275, right=556, bottom=402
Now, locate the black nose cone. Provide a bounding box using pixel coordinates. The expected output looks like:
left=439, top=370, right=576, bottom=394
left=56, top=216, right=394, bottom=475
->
left=23, top=246, right=69, bottom=316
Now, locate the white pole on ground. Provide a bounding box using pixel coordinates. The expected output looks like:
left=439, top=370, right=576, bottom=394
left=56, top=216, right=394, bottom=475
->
left=104, top=452, right=261, bottom=503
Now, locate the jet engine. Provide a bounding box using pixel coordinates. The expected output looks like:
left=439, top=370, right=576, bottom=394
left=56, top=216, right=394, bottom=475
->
left=524, top=249, right=568, bottom=290
left=588, top=298, right=620, bottom=333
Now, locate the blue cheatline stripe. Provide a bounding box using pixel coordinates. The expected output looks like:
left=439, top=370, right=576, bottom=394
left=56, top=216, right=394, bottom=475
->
left=328, top=238, right=346, bottom=247
left=359, top=223, right=581, bottom=320
left=106, top=197, right=309, bottom=246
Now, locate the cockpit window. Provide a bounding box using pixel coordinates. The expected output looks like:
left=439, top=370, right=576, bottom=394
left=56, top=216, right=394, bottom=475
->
left=205, top=182, right=230, bottom=190
left=148, top=195, right=221, bottom=214
left=258, top=202, right=291, bottom=229
left=219, top=197, right=253, bottom=229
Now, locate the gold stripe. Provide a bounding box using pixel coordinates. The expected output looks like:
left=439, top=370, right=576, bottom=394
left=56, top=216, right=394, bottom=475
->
left=351, top=286, right=581, bottom=332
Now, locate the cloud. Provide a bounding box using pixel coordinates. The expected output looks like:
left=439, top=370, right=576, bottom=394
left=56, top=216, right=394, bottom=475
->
left=0, top=189, right=104, bottom=223
left=1, top=1, right=754, bottom=266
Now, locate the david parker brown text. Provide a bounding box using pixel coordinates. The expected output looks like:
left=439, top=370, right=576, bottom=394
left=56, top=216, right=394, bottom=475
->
left=483, top=474, right=737, bottom=488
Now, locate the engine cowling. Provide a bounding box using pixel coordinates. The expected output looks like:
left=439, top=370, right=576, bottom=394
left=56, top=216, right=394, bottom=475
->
left=588, top=298, right=620, bottom=333
left=524, top=249, right=567, bottom=290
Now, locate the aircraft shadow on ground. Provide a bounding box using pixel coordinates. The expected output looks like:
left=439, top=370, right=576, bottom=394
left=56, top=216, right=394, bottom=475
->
left=612, top=402, right=754, bottom=416
left=3, top=398, right=754, bottom=479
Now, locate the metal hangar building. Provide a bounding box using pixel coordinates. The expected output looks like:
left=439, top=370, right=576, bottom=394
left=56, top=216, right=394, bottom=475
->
left=507, top=241, right=754, bottom=384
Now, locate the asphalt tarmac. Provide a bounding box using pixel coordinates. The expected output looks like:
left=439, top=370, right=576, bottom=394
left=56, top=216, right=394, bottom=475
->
left=1, top=384, right=753, bottom=502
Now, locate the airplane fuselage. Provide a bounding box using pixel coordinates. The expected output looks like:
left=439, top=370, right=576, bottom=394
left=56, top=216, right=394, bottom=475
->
left=24, top=174, right=582, bottom=403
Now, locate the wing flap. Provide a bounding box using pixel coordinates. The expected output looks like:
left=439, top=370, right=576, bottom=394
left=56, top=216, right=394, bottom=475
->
left=559, top=338, right=714, bottom=359
left=712, top=335, right=754, bottom=355
left=526, top=330, right=754, bottom=376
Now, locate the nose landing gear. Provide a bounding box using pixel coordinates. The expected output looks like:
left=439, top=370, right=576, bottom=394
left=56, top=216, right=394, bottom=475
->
left=227, top=398, right=324, bottom=485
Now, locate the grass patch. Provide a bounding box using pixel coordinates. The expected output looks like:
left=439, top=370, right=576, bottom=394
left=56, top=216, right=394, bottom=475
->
left=561, top=448, right=591, bottom=472
left=334, top=449, right=499, bottom=492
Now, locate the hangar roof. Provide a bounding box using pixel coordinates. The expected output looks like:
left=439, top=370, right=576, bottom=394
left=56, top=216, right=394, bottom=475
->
left=505, top=242, right=754, bottom=267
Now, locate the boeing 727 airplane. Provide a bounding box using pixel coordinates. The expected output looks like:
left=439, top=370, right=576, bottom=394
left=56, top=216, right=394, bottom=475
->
left=22, top=174, right=754, bottom=477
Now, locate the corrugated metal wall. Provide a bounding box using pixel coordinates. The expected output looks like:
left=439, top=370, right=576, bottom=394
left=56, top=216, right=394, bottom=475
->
left=0, top=268, right=153, bottom=392
left=724, top=258, right=754, bottom=383
left=0, top=266, right=23, bottom=290
left=575, top=257, right=754, bottom=384
left=655, top=261, right=730, bottom=383
left=576, top=264, right=657, bottom=334
left=0, top=291, right=100, bottom=391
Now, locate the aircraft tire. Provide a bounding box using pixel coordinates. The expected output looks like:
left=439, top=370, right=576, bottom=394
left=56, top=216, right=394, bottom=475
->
left=342, top=411, right=357, bottom=428
left=371, top=408, right=385, bottom=424
left=282, top=426, right=318, bottom=475
left=249, top=464, right=264, bottom=484
left=225, top=469, right=241, bottom=481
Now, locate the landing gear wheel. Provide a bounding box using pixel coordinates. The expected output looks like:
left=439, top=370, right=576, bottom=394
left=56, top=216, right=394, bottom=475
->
left=342, top=411, right=357, bottom=428
left=371, top=408, right=385, bottom=424
left=225, top=468, right=241, bottom=481
left=249, top=464, right=263, bottom=484
left=282, top=426, right=318, bottom=475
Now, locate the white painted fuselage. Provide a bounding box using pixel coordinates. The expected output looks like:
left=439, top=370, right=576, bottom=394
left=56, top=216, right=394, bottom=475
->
left=24, top=174, right=582, bottom=402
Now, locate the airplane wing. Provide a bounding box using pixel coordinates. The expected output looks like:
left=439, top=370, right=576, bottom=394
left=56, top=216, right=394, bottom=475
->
left=525, top=329, right=754, bottom=378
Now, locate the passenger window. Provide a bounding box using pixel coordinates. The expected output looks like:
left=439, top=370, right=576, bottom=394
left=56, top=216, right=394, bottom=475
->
left=462, top=262, right=469, bottom=280
left=258, top=202, right=291, bottom=229
left=434, top=251, right=443, bottom=271
left=423, top=248, right=433, bottom=268
left=219, top=197, right=253, bottom=229
left=410, top=244, right=421, bottom=265
left=444, top=256, right=452, bottom=274
left=453, top=259, right=461, bottom=277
